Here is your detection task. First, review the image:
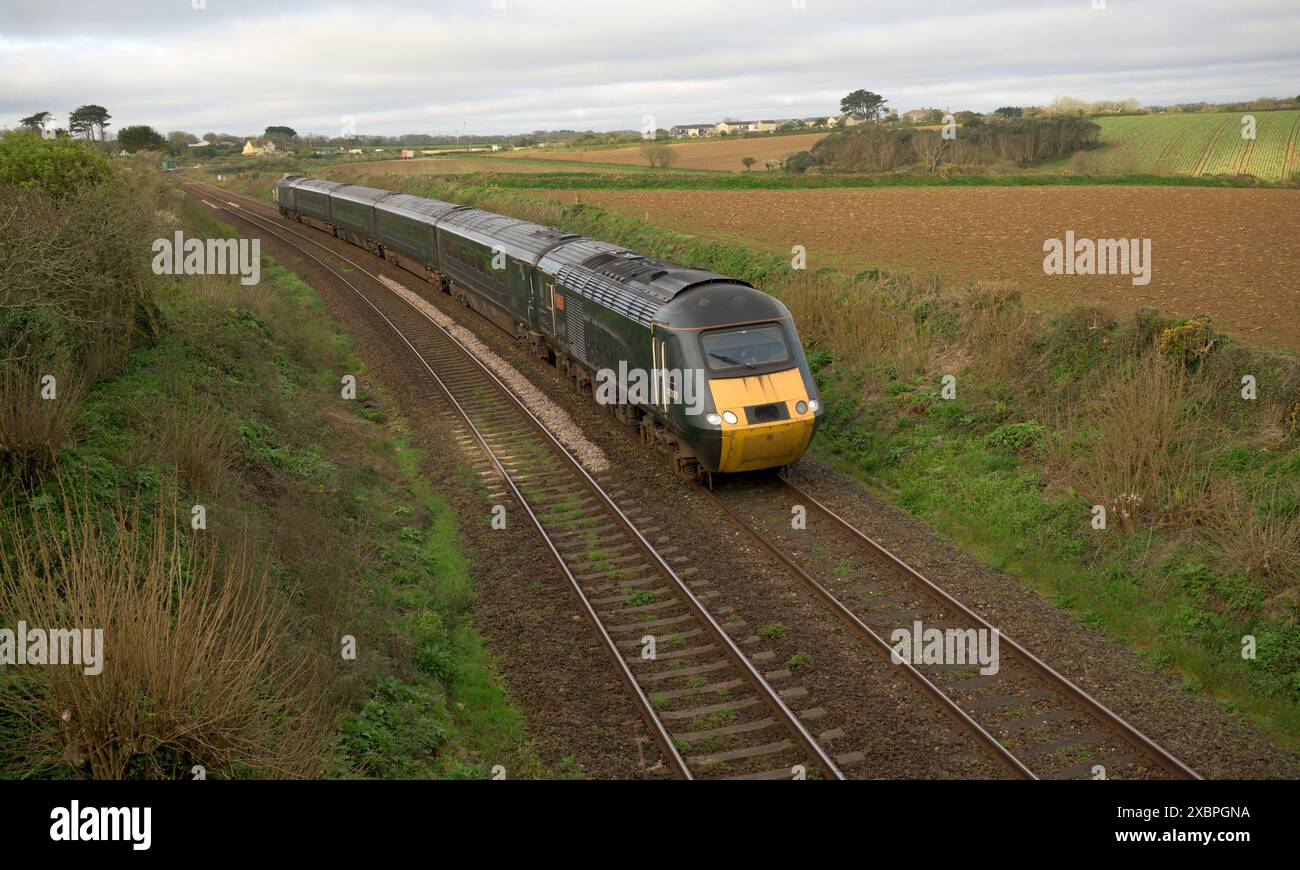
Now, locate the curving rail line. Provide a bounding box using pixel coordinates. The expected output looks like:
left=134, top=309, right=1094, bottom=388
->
left=181, top=180, right=849, bottom=781
left=182, top=178, right=1199, bottom=781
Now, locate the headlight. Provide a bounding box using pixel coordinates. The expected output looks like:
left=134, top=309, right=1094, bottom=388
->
left=808, top=399, right=820, bottom=413
left=795, top=400, right=808, bottom=415
left=706, top=412, right=722, bottom=426
left=722, top=410, right=738, bottom=425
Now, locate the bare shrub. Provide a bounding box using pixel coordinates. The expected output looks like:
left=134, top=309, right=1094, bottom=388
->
left=0, top=356, right=85, bottom=471
left=151, top=403, right=236, bottom=494
left=639, top=141, right=677, bottom=169
left=958, top=283, right=1037, bottom=382
left=1204, top=483, right=1300, bottom=592
left=1072, top=352, right=1212, bottom=529
left=0, top=492, right=328, bottom=779
left=911, top=130, right=949, bottom=173
left=0, top=167, right=165, bottom=478
left=779, top=271, right=933, bottom=378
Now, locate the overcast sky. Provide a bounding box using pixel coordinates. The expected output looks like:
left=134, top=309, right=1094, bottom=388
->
left=3, top=0, right=1298, bottom=137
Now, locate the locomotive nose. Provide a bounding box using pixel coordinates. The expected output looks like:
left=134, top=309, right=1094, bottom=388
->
left=707, top=367, right=817, bottom=472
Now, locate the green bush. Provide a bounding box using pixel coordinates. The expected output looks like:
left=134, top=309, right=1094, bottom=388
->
left=0, top=131, right=113, bottom=197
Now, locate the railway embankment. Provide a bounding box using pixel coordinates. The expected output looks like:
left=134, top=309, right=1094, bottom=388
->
left=0, top=142, right=544, bottom=779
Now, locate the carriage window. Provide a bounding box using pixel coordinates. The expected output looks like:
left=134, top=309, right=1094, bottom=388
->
left=701, top=324, right=790, bottom=371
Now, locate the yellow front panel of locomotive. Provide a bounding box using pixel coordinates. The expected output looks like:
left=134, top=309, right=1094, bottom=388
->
left=708, top=368, right=815, bottom=472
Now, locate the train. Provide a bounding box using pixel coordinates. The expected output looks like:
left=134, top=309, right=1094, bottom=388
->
left=274, top=174, right=822, bottom=477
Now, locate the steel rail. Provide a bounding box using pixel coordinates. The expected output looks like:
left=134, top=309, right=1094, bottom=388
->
left=698, top=483, right=1037, bottom=778
left=776, top=476, right=1201, bottom=780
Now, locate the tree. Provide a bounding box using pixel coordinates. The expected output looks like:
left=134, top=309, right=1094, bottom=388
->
left=785, top=151, right=817, bottom=174
left=265, top=125, right=298, bottom=139
left=840, top=89, right=888, bottom=122
left=741, top=156, right=757, bottom=171
left=117, top=125, right=166, bottom=152
left=640, top=141, right=677, bottom=168
left=167, top=131, right=199, bottom=154
left=1047, top=96, right=1090, bottom=116
left=911, top=130, right=948, bottom=173
left=19, top=111, right=52, bottom=133
left=69, top=105, right=111, bottom=141
left=993, top=106, right=1024, bottom=119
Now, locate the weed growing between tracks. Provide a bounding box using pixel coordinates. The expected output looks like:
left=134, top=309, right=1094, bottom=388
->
left=213, top=168, right=1300, bottom=750
left=0, top=186, right=541, bottom=778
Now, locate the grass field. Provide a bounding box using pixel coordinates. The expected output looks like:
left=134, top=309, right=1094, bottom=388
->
left=1075, top=111, right=1300, bottom=181
left=494, top=131, right=831, bottom=171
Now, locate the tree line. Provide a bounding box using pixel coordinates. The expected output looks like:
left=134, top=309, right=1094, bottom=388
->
left=794, top=115, right=1103, bottom=173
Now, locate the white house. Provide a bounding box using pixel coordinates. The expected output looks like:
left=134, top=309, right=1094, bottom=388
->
left=670, top=123, right=715, bottom=138
left=242, top=138, right=277, bottom=156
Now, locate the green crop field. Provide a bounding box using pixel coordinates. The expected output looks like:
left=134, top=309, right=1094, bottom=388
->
left=1087, top=110, right=1300, bottom=180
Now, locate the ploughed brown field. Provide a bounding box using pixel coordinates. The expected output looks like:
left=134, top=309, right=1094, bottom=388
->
left=496, top=132, right=832, bottom=171
left=519, top=186, right=1300, bottom=351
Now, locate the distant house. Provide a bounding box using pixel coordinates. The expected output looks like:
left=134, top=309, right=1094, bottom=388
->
left=672, top=117, right=815, bottom=137
left=715, top=120, right=781, bottom=135
left=670, top=123, right=714, bottom=138
left=187, top=139, right=212, bottom=148
left=241, top=138, right=277, bottom=156
left=899, top=109, right=938, bottom=125
left=838, top=114, right=871, bottom=127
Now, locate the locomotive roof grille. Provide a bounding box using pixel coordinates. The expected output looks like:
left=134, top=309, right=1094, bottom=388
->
left=555, top=265, right=661, bottom=327
left=582, top=250, right=676, bottom=286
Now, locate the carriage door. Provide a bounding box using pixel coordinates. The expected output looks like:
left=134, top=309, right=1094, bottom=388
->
left=545, top=280, right=557, bottom=338
left=651, top=328, right=669, bottom=415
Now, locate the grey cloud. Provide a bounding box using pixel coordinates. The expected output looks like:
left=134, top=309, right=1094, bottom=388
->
left=2, top=0, right=1297, bottom=136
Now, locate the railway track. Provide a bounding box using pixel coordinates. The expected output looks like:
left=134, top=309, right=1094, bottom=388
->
left=703, top=473, right=1203, bottom=780
left=183, top=179, right=1200, bottom=781
left=182, top=180, right=857, bottom=780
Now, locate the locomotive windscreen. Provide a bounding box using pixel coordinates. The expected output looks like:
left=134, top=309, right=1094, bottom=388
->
left=700, top=324, right=790, bottom=372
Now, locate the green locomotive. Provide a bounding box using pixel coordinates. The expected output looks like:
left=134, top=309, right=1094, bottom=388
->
left=275, top=174, right=821, bottom=475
